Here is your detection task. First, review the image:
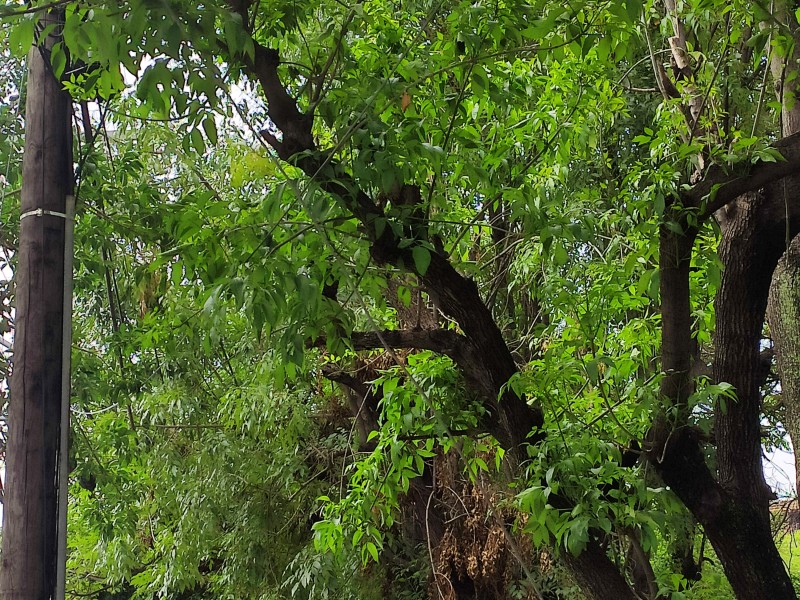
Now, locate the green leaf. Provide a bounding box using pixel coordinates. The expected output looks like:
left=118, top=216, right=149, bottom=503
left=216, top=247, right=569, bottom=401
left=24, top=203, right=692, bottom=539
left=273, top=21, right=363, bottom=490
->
left=202, top=117, right=218, bottom=146
left=190, top=127, right=205, bottom=154
left=365, top=541, right=379, bottom=562
left=653, top=193, right=665, bottom=216
left=553, top=243, right=568, bottom=266
left=471, top=64, right=489, bottom=95
left=51, top=43, right=67, bottom=78
left=411, top=246, right=431, bottom=275
left=8, top=17, right=35, bottom=57
left=397, top=285, right=412, bottom=307
left=624, top=0, right=642, bottom=22
left=224, top=13, right=244, bottom=56
left=585, top=359, right=599, bottom=384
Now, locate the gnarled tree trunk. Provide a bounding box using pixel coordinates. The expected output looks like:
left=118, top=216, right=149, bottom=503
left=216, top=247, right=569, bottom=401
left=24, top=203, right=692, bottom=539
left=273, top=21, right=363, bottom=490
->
left=709, top=191, right=796, bottom=598
left=768, top=235, right=800, bottom=494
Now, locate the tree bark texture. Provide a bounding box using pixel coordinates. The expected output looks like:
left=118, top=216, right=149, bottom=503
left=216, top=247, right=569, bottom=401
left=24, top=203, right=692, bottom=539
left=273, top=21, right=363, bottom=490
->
left=0, top=14, right=73, bottom=599
left=768, top=235, right=800, bottom=494
left=766, top=0, right=800, bottom=500
left=709, top=192, right=797, bottom=598
left=715, top=193, right=779, bottom=503
left=652, top=198, right=799, bottom=599
left=696, top=6, right=800, bottom=597
left=561, top=543, right=641, bottom=600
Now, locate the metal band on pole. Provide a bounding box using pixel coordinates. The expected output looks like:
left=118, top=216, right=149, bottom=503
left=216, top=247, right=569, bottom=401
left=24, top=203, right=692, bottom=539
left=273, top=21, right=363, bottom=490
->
left=20, top=207, right=71, bottom=221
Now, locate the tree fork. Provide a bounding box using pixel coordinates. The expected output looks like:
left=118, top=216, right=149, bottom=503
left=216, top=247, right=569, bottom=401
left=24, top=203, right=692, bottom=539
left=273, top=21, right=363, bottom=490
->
left=710, top=192, right=798, bottom=599
left=652, top=201, right=799, bottom=599
left=235, top=22, right=638, bottom=599
left=0, top=10, right=74, bottom=599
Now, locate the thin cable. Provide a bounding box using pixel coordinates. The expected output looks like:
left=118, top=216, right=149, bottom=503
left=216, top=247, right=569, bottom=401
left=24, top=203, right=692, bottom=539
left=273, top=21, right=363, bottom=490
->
left=55, top=194, right=75, bottom=600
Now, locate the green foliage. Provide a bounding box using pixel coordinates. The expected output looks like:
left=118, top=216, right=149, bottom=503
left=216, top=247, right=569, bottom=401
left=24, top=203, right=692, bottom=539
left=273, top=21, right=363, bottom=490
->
left=0, top=52, right=22, bottom=422
left=1, top=0, right=798, bottom=597
left=313, top=352, right=479, bottom=563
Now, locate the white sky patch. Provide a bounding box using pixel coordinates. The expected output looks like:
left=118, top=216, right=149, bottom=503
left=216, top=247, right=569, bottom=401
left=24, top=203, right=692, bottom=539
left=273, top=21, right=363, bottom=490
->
left=766, top=445, right=797, bottom=497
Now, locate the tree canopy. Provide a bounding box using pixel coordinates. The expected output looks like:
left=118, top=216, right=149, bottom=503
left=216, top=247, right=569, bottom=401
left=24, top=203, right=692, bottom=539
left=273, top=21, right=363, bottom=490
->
left=2, top=0, right=800, bottom=598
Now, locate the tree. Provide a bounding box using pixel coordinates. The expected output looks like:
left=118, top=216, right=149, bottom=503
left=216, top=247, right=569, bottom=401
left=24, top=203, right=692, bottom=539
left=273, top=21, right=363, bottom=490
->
left=3, top=0, right=800, bottom=598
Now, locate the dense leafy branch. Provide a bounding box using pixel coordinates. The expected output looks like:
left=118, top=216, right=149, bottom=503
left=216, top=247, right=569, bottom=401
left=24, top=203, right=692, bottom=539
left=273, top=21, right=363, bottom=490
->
left=313, top=328, right=466, bottom=358
left=223, top=8, right=655, bottom=597
left=688, top=130, right=800, bottom=219
left=227, top=11, right=542, bottom=449
left=0, top=0, right=73, bottom=18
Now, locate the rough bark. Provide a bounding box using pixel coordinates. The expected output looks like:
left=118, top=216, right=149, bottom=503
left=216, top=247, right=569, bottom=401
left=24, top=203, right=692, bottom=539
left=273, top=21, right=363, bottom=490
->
left=702, top=5, right=800, bottom=595
left=642, top=3, right=800, bottom=595
left=561, top=543, right=643, bottom=600
left=0, top=12, right=73, bottom=599
left=650, top=197, right=798, bottom=599
left=648, top=221, right=728, bottom=529
left=710, top=192, right=796, bottom=598
left=714, top=194, right=779, bottom=503
left=766, top=0, right=800, bottom=497
left=768, top=235, right=800, bottom=494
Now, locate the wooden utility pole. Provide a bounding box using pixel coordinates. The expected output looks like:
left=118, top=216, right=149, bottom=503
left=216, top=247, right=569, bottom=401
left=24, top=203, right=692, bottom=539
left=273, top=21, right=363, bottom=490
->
left=0, top=10, right=73, bottom=599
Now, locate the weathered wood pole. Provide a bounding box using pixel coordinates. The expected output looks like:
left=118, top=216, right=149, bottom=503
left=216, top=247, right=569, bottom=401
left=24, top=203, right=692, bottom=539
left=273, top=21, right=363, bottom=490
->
left=0, top=11, right=73, bottom=599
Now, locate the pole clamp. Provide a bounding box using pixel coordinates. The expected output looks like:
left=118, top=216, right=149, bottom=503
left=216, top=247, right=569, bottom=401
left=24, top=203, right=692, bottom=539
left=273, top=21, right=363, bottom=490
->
left=20, top=208, right=73, bottom=221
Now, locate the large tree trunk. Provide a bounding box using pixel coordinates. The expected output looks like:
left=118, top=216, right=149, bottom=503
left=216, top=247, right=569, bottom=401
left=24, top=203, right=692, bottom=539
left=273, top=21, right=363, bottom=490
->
left=561, top=544, right=643, bottom=600
left=0, top=12, right=73, bottom=599
left=652, top=200, right=798, bottom=599
left=714, top=194, right=776, bottom=507
left=709, top=191, right=798, bottom=598
left=766, top=0, right=800, bottom=497
left=646, top=4, right=800, bottom=595
left=768, top=236, right=800, bottom=494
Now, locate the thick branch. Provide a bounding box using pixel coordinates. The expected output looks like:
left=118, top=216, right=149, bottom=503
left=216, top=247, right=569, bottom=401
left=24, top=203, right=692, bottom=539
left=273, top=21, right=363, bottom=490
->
left=313, top=327, right=539, bottom=448
left=314, top=329, right=467, bottom=359
left=648, top=222, right=725, bottom=522
left=687, top=131, right=800, bottom=218
left=0, top=0, right=71, bottom=17
left=226, top=0, right=314, bottom=159
left=232, top=36, right=633, bottom=599
left=234, top=41, right=541, bottom=448
left=321, top=364, right=370, bottom=396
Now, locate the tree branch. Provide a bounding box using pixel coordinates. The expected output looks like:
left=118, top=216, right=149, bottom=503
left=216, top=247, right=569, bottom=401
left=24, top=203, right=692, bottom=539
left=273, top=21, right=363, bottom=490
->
left=0, top=0, right=71, bottom=18
left=233, top=42, right=541, bottom=449
left=313, top=329, right=467, bottom=360
left=687, top=131, right=800, bottom=218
